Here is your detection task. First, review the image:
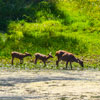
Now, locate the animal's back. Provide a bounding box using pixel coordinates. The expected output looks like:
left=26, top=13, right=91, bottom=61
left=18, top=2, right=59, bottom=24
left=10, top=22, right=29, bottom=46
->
left=35, top=53, right=46, bottom=60
left=56, top=50, right=66, bottom=56
left=11, top=52, right=23, bottom=58
left=61, top=53, right=77, bottom=62
left=55, top=50, right=72, bottom=58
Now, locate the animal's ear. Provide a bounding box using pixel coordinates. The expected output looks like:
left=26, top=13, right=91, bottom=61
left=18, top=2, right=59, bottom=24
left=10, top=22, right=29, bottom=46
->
left=49, top=52, right=52, bottom=55
left=25, top=52, right=28, bottom=54
left=80, top=57, right=84, bottom=61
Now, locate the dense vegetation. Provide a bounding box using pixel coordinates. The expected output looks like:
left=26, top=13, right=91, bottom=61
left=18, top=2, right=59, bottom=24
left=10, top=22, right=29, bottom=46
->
left=0, top=0, right=100, bottom=69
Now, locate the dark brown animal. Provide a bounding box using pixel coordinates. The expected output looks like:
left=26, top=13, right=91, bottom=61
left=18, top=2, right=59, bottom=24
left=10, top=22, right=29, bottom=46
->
left=34, top=52, right=53, bottom=66
left=55, top=50, right=84, bottom=69
left=11, top=51, right=31, bottom=65
left=55, top=50, right=68, bottom=66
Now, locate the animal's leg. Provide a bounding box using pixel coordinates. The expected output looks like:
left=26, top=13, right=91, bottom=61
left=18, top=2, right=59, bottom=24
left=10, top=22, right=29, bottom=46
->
left=56, top=60, right=58, bottom=67
left=43, top=61, right=46, bottom=66
left=70, top=62, right=73, bottom=70
left=20, top=59, right=22, bottom=64
left=20, top=59, right=23, bottom=64
left=11, top=57, right=14, bottom=65
left=34, top=57, right=37, bottom=64
left=56, top=57, right=60, bottom=67
left=21, top=59, right=23, bottom=64
left=66, top=61, right=68, bottom=69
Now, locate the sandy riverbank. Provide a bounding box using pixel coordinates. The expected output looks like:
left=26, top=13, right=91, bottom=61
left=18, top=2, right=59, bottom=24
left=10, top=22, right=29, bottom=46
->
left=0, top=70, right=100, bottom=100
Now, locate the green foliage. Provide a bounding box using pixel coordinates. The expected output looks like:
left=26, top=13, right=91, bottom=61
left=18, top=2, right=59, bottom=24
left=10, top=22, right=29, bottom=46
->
left=7, top=20, right=66, bottom=37
left=0, top=0, right=100, bottom=69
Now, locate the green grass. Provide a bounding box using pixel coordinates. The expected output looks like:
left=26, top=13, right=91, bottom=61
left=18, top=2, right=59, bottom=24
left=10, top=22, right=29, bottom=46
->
left=0, top=0, right=100, bottom=69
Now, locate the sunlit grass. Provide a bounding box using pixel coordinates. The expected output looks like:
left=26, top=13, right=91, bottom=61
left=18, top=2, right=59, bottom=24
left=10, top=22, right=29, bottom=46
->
left=0, top=0, right=100, bottom=69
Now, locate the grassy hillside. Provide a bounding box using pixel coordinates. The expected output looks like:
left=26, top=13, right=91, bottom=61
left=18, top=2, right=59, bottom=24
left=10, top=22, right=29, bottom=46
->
left=0, top=0, right=100, bottom=68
